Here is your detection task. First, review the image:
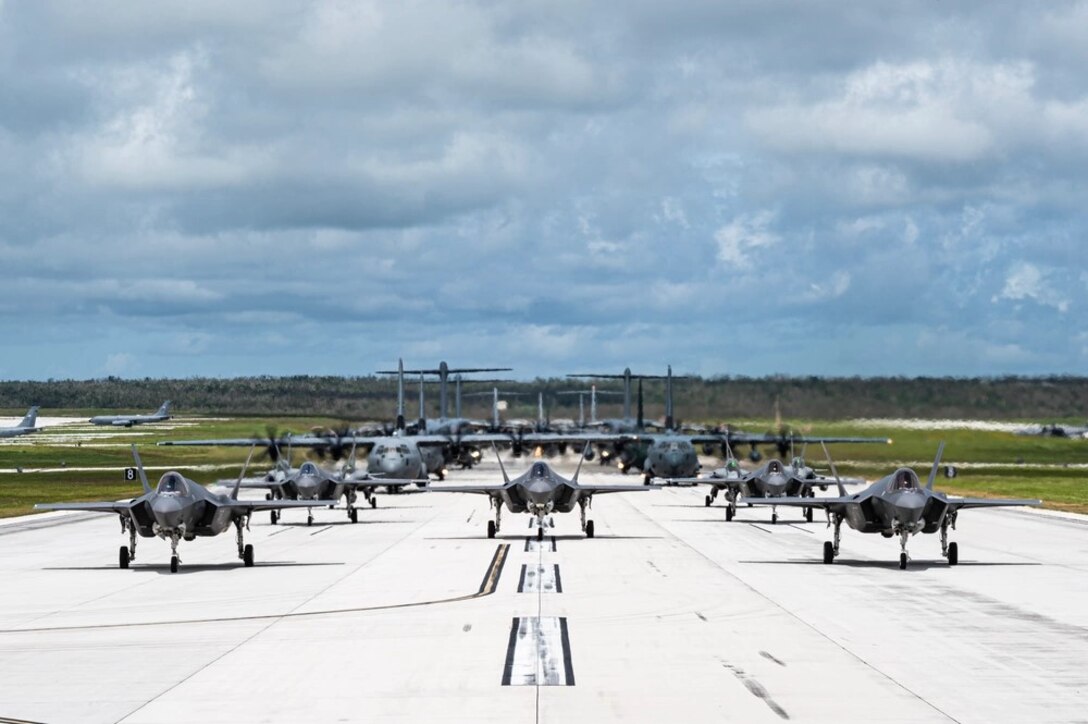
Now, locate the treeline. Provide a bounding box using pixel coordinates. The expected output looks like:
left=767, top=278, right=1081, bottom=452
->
left=1, top=375, right=1087, bottom=421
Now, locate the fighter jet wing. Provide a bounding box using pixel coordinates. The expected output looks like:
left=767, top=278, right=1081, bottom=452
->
left=34, top=500, right=140, bottom=514
left=739, top=495, right=855, bottom=510
left=572, top=483, right=661, bottom=495
left=943, top=496, right=1042, bottom=511
left=426, top=483, right=510, bottom=495
left=342, top=477, right=429, bottom=489
left=219, top=499, right=341, bottom=513
left=666, top=476, right=746, bottom=487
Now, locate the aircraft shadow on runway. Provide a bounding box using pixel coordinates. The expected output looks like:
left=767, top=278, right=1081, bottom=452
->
left=44, top=561, right=346, bottom=575
left=739, top=559, right=1041, bottom=570
left=269, top=519, right=413, bottom=527
left=423, top=534, right=665, bottom=541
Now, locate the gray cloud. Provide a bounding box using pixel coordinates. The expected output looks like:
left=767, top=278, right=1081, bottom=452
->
left=0, top=1, right=1085, bottom=380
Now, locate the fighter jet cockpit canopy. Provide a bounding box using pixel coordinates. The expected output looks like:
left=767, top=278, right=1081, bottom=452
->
left=766, top=460, right=784, bottom=474
left=892, top=469, right=919, bottom=491
left=530, top=462, right=549, bottom=478
left=157, top=472, right=189, bottom=495
left=299, top=462, right=319, bottom=476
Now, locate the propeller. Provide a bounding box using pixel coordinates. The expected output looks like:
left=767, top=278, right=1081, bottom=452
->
left=312, top=426, right=353, bottom=462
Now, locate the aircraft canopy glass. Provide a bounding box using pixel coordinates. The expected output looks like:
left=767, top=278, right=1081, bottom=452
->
left=767, top=460, right=783, bottom=474
left=300, top=462, right=318, bottom=475
left=530, top=462, right=548, bottom=478
left=157, top=473, right=188, bottom=494
left=893, top=470, right=917, bottom=490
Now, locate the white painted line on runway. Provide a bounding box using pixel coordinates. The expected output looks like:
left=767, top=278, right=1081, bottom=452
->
left=524, top=536, right=558, bottom=552
left=501, top=617, right=575, bottom=686
left=517, top=564, right=561, bottom=593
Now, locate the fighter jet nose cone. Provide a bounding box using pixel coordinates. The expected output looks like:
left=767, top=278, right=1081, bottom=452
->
left=297, top=478, right=320, bottom=499
left=151, top=497, right=186, bottom=529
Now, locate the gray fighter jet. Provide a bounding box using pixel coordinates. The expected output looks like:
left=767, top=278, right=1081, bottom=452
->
left=0, top=406, right=41, bottom=438
left=89, top=401, right=172, bottom=427
left=429, top=447, right=658, bottom=540
left=742, top=443, right=1042, bottom=568
left=239, top=452, right=427, bottom=525
left=671, top=446, right=864, bottom=523
left=34, top=445, right=334, bottom=572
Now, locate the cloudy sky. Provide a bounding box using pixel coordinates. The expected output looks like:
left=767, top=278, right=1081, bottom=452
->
left=1, top=1, right=1086, bottom=380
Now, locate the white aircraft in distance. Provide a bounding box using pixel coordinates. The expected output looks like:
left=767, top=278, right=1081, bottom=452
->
left=0, top=406, right=42, bottom=438
left=90, top=401, right=172, bottom=427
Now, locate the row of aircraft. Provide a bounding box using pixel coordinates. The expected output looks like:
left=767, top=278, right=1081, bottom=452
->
left=20, top=360, right=1043, bottom=572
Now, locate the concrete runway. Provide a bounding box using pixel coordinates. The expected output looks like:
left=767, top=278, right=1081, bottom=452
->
left=0, top=457, right=1086, bottom=723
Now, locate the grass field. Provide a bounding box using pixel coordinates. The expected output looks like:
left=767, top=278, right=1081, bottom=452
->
left=1, top=414, right=1086, bottom=517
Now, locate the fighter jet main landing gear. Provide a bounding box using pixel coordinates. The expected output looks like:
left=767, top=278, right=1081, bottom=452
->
left=270, top=510, right=279, bottom=525
left=940, top=517, right=959, bottom=565
left=487, top=502, right=502, bottom=539
left=235, top=518, right=254, bottom=568
left=579, top=500, right=595, bottom=538
left=823, top=515, right=842, bottom=564
left=119, top=518, right=136, bottom=568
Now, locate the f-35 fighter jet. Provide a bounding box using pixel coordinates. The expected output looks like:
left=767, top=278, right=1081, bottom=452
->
left=34, top=445, right=335, bottom=572
left=742, top=443, right=1042, bottom=569
left=429, top=447, right=658, bottom=540
left=671, top=449, right=864, bottom=523
left=239, top=455, right=427, bottom=525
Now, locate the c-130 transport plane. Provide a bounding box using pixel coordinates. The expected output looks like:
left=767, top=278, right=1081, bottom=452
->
left=429, top=446, right=658, bottom=540
left=742, top=443, right=1042, bottom=569
left=35, top=445, right=335, bottom=572
left=89, top=401, right=172, bottom=427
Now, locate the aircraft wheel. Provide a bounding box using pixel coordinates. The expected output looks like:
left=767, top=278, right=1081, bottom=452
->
left=243, top=544, right=254, bottom=567
left=705, top=495, right=711, bottom=507
left=487, top=520, right=496, bottom=539
left=270, top=511, right=278, bottom=525
left=370, top=498, right=377, bottom=509
left=307, top=514, right=313, bottom=527
left=537, top=527, right=544, bottom=541
left=119, top=546, right=129, bottom=569
left=350, top=508, right=358, bottom=524
left=771, top=513, right=778, bottom=524
left=805, top=507, right=813, bottom=523
left=265, top=493, right=272, bottom=501
left=823, top=541, right=834, bottom=564
left=726, top=506, right=734, bottom=522
left=585, top=520, right=595, bottom=538
left=948, top=542, right=958, bottom=566
left=170, top=555, right=179, bottom=573
left=899, top=553, right=908, bottom=570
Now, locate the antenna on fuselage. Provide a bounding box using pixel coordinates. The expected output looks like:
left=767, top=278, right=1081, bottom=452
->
left=925, top=441, right=946, bottom=490
left=231, top=445, right=257, bottom=500
left=130, top=444, right=152, bottom=494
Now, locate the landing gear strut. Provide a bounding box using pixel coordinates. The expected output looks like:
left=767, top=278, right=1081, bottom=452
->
left=898, top=530, right=910, bottom=570
left=236, top=518, right=254, bottom=567
left=823, top=515, right=842, bottom=564
left=941, top=518, right=959, bottom=565
left=487, top=500, right=501, bottom=539
left=119, top=517, right=136, bottom=569
left=580, top=499, right=595, bottom=538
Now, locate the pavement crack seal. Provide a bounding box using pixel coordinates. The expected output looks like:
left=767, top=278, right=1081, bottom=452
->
left=722, top=661, right=789, bottom=720
left=0, top=543, right=510, bottom=634
left=619, top=494, right=963, bottom=723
